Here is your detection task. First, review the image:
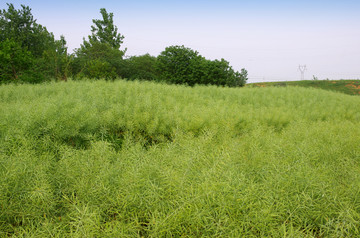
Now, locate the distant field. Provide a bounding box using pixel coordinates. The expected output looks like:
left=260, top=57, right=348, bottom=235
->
left=1, top=80, right=360, bottom=237
left=248, top=79, right=360, bottom=95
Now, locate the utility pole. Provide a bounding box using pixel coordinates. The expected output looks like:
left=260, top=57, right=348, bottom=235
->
left=298, top=65, right=307, bottom=80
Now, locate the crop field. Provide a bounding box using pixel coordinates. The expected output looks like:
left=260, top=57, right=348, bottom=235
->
left=1, top=80, right=360, bottom=237
left=248, top=79, right=360, bottom=96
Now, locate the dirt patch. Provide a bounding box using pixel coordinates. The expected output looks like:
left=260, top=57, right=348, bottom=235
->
left=345, top=84, right=360, bottom=89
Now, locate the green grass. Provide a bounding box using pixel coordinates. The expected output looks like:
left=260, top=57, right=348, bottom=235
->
left=248, top=79, right=360, bottom=96
left=1, top=79, right=360, bottom=237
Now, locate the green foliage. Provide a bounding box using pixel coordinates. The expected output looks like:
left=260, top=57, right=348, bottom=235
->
left=238, top=68, right=248, bottom=86
left=157, top=45, right=247, bottom=87
left=0, top=39, right=32, bottom=82
left=157, top=45, right=201, bottom=85
left=0, top=3, right=56, bottom=57
left=73, top=41, right=123, bottom=80
left=119, top=54, right=158, bottom=81
left=204, top=59, right=248, bottom=87
left=249, top=79, right=360, bottom=96
left=89, top=8, right=125, bottom=51
left=73, top=8, right=125, bottom=80
left=0, top=39, right=48, bottom=83
left=1, top=80, right=360, bottom=236
left=1, top=5, right=248, bottom=85
left=81, top=59, right=117, bottom=80
left=40, top=35, right=72, bottom=81
left=0, top=3, right=71, bottom=83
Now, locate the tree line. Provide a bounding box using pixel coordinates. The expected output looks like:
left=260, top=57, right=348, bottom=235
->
left=0, top=4, right=248, bottom=87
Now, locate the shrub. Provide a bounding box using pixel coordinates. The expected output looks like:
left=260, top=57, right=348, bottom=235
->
left=79, top=59, right=117, bottom=80
left=73, top=41, right=123, bottom=79
left=156, top=45, right=247, bottom=87
left=157, top=45, right=200, bottom=85
left=123, top=54, right=158, bottom=81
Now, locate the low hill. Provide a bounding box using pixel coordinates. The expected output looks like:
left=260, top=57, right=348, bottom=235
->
left=248, top=79, right=360, bottom=95
left=1, top=80, right=360, bottom=237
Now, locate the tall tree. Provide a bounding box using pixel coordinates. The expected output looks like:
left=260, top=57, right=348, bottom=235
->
left=74, top=8, right=125, bottom=79
left=0, top=3, right=70, bottom=83
left=0, top=4, right=35, bottom=47
left=0, top=3, right=55, bottom=57
left=87, top=8, right=125, bottom=51
left=41, top=35, right=72, bottom=81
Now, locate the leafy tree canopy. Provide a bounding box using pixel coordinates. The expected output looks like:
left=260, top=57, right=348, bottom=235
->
left=119, top=54, right=158, bottom=81
left=157, top=45, right=247, bottom=87
left=0, top=3, right=70, bottom=83
left=0, top=4, right=247, bottom=86
left=0, top=3, right=55, bottom=57
left=74, top=8, right=126, bottom=79
left=84, top=8, right=125, bottom=52
left=157, top=45, right=201, bottom=84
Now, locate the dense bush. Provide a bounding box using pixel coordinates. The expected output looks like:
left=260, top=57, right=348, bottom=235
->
left=120, top=54, right=158, bottom=81
left=156, top=45, right=200, bottom=85
left=157, top=45, right=247, bottom=86
left=0, top=39, right=33, bottom=82
left=73, top=41, right=123, bottom=80
left=202, top=58, right=248, bottom=87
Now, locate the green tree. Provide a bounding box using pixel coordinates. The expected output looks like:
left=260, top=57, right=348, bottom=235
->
left=0, top=3, right=70, bottom=83
left=73, top=8, right=125, bottom=79
left=204, top=59, right=247, bottom=87
left=120, top=54, right=158, bottom=81
left=40, top=35, right=72, bottom=81
left=157, top=45, right=201, bottom=85
left=0, top=39, right=32, bottom=82
left=156, top=45, right=248, bottom=87
left=73, top=41, right=123, bottom=80
left=82, top=59, right=117, bottom=80
left=237, top=68, right=248, bottom=87
left=0, top=3, right=56, bottom=57
left=88, top=8, right=125, bottom=51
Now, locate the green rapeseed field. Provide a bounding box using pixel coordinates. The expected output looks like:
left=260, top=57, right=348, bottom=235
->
left=1, top=80, right=360, bottom=237
left=248, top=79, right=360, bottom=96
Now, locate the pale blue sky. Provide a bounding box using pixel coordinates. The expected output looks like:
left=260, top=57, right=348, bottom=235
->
left=2, top=1, right=360, bottom=82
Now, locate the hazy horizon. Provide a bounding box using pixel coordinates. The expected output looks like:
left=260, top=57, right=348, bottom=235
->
left=1, top=0, right=359, bottom=83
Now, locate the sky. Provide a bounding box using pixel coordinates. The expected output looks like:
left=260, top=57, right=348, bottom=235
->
left=1, top=0, right=360, bottom=82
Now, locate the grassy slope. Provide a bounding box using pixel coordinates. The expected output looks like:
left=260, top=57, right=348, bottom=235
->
left=1, top=80, right=360, bottom=237
left=248, top=79, right=360, bottom=96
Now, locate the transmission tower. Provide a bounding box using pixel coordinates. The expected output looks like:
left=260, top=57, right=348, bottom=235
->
left=298, top=65, right=307, bottom=80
